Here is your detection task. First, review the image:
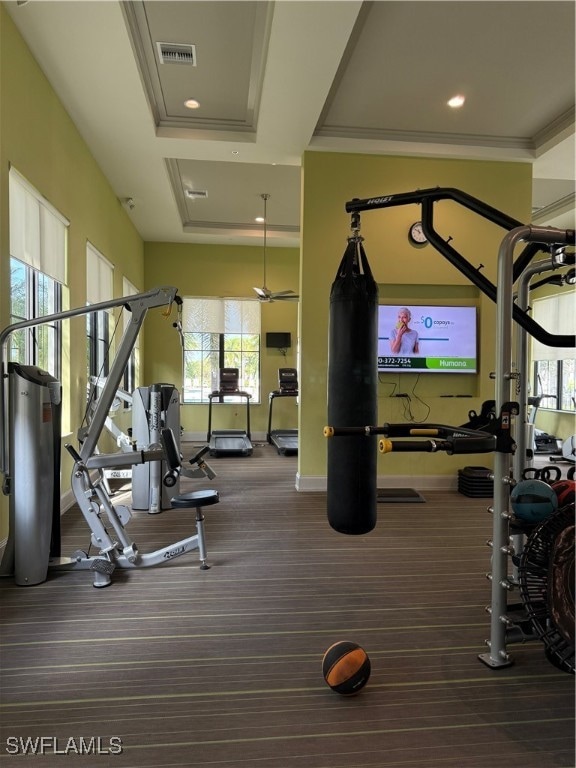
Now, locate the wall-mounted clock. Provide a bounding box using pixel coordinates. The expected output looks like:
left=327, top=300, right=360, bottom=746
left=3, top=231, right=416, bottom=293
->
left=408, top=221, right=428, bottom=245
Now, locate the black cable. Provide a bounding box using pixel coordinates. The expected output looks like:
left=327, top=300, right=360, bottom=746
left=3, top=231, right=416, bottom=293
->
left=378, top=374, right=397, bottom=396
left=80, top=309, right=124, bottom=432
left=409, top=374, right=431, bottom=423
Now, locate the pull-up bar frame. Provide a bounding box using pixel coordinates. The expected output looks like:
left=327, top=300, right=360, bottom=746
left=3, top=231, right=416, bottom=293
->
left=344, top=188, right=575, bottom=668
left=346, top=186, right=575, bottom=348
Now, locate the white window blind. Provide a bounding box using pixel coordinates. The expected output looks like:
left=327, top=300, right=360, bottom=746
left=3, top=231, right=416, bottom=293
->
left=183, top=297, right=260, bottom=334
left=9, top=167, right=68, bottom=284
left=122, top=277, right=140, bottom=335
left=531, top=292, right=576, bottom=361
left=86, top=243, right=114, bottom=305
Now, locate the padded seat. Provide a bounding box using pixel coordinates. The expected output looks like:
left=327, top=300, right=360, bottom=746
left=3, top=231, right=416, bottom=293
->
left=171, top=490, right=219, bottom=509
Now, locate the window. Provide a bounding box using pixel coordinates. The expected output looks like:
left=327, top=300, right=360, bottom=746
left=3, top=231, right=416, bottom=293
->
left=86, top=243, right=114, bottom=380
left=121, top=277, right=140, bottom=393
left=531, top=292, right=576, bottom=411
left=181, top=298, right=261, bottom=403
left=9, top=168, right=68, bottom=377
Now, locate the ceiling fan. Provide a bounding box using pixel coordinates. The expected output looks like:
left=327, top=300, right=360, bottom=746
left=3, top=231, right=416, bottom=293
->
left=253, top=193, right=298, bottom=302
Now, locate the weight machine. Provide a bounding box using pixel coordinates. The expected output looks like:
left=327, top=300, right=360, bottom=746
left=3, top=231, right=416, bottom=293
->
left=87, top=377, right=182, bottom=510
left=327, top=187, right=575, bottom=669
left=131, top=383, right=181, bottom=511
left=0, top=286, right=217, bottom=588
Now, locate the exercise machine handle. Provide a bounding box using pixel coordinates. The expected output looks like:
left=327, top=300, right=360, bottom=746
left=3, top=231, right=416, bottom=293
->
left=325, top=422, right=496, bottom=455
left=324, top=425, right=381, bottom=437
left=160, top=427, right=181, bottom=487
left=189, top=445, right=210, bottom=464
left=64, top=443, right=83, bottom=463
left=160, top=428, right=216, bottom=483
left=160, top=428, right=181, bottom=470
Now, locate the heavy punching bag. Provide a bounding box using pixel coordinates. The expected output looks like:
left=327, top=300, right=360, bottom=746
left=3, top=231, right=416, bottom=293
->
left=327, top=236, right=378, bottom=534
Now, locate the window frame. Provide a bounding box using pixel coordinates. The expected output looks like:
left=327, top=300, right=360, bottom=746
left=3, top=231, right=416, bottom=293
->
left=181, top=297, right=261, bottom=404
left=531, top=292, right=576, bottom=413
left=9, top=257, right=62, bottom=377
left=86, top=242, right=114, bottom=381
left=8, top=167, right=68, bottom=378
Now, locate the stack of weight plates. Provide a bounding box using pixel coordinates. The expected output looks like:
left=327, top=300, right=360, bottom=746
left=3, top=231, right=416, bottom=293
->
left=458, top=466, right=494, bottom=497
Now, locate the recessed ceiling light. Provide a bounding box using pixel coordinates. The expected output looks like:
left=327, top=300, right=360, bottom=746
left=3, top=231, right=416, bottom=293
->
left=447, top=94, right=466, bottom=108
left=184, top=98, right=200, bottom=109
left=255, top=216, right=265, bottom=223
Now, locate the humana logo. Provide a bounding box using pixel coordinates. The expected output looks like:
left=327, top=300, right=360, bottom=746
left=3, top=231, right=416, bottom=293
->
left=440, top=360, right=467, bottom=367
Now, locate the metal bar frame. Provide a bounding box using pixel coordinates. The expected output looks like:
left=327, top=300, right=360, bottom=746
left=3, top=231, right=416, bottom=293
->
left=0, top=286, right=179, bottom=484
left=343, top=189, right=575, bottom=668
left=345, top=187, right=575, bottom=347
left=478, top=224, right=574, bottom=668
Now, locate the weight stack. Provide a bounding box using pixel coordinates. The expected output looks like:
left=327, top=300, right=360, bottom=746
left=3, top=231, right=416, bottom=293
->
left=457, top=466, right=494, bottom=498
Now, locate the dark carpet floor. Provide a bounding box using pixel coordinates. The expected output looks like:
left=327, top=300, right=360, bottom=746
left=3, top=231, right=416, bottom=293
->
left=0, top=444, right=574, bottom=767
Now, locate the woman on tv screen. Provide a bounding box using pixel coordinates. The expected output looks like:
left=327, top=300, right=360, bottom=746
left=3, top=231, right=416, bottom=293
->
left=390, top=307, right=419, bottom=355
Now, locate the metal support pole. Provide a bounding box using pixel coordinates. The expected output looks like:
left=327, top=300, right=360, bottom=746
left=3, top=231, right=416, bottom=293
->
left=479, top=226, right=573, bottom=669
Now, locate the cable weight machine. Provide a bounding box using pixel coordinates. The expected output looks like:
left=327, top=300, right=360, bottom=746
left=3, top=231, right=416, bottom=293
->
left=327, top=187, right=575, bottom=669
left=87, top=377, right=183, bottom=511
left=0, top=287, right=217, bottom=587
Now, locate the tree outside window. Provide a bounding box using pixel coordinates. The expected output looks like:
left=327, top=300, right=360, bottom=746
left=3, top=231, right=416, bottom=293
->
left=182, top=298, right=261, bottom=403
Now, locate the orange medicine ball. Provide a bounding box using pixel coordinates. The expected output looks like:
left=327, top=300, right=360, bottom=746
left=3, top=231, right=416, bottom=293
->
left=322, top=641, right=371, bottom=695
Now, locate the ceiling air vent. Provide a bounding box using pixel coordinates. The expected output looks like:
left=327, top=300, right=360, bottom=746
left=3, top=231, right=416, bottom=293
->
left=185, top=189, right=208, bottom=200
left=156, top=42, right=197, bottom=66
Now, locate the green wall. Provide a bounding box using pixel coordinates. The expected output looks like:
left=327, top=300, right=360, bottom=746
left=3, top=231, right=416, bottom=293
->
left=143, top=241, right=299, bottom=436
left=298, top=151, right=533, bottom=483
left=0, top=7, right=144, bottom=539
left=1, top=2, right=571, bottom=547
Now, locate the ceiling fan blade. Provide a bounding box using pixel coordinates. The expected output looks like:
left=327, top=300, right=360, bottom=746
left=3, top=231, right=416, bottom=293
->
left=253, top=286, right=270, bottom=299
left=270, top=289, right=296, bottom=298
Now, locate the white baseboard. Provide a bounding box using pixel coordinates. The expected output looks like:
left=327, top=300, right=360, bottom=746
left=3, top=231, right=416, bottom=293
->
left=0, top=491, right=76, bottom=559
left=60, top=487, right=77, bottom=513
left=295, top=474, right=324, bottom=491
left=296, top=474, right=457, bottom=492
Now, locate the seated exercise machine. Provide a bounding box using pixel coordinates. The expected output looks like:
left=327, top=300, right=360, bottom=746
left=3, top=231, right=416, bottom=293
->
left=207, top=368, right=253, bottom=457
left=267, top=368, right=299, bottom=456
left=88, top=377, right=183, bottom=512
left=131, top=382, right=181, bottom=511
left=0, top=286, right=218, bottom=588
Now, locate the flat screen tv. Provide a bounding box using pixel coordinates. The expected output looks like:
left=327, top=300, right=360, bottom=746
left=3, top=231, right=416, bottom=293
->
left=378, top=304, right=477, bottom=373
left=266, top=332, right=291, bottom=349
